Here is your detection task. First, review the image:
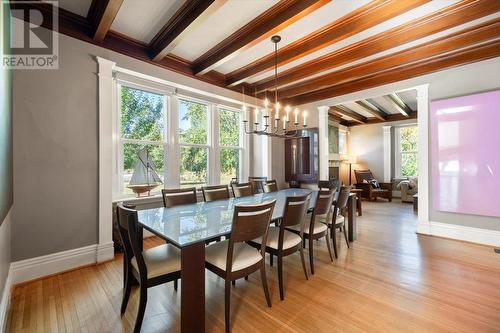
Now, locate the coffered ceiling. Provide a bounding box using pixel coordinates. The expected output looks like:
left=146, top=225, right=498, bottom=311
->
left=11, top=0, right=500, bottom=121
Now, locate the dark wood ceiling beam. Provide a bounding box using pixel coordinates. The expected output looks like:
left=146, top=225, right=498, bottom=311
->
left=330, top=106, right=367, bottom=124
left=385, top=94, right=410, bottom=117
left=87, top=0, right=124, bottom=42
left=275, top=18, right=500, bottom=99
left=347, top=112, right=417, bottom=127
left=355, top=101, right=387, bottom=121
left=328, top=113, right=344, bottom=123
left=149, top=0, right=225, bottom=62
left=283, top=39, right=500, bottom=106
left=192, top=0, right=329, bottom=75
left=225, top=0, right=429, bottom=86
left=253, top=0, right=500, bottom=93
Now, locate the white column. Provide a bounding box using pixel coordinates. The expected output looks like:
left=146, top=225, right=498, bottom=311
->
left=318, top=106, right=329, bottom=180
left=97, top=56, right=116, bottom=263
left=416, top=84, right=430, bottom=230
left=382, top=125, right=392, bottom=183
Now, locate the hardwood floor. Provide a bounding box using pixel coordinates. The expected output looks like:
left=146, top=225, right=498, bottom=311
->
left=7, top=200, right=500, bottom=332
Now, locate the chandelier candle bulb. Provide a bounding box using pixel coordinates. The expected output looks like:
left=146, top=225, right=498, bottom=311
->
left=294, top=108, right=299, bottom=124
left=282, top=117, right=286, bottom=130
left=254, top=108, right=259, bottom=124
left=303, top=111, right=307, bottom=126
left=286, top=105, right=290, bottom=121
left=242, top=105, right=247, bottom=121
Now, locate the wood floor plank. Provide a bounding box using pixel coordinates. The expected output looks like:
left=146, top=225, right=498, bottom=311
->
left=7, top=200, right=500, bottom=332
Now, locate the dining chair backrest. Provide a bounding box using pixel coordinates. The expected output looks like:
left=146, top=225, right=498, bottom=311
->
left=117, top=204, right=147, bottom=282
left=317, top=180, right=337, bottom=192
left=281, top=194, right=311, bottom=242
left=336, top=186, right=351, bottom=212
left=161, top=187, right=197, bottom=208
left=202, top=185, right=230, bottom=202
left=232, top=182, right=254, bottom=198
left=248, top=176, right=267, bottom=194
left=263, top=180, right=278, bottom=193
left=309, top=190, right=335, bottom=234
left=227, top=200, right=276, bottom=272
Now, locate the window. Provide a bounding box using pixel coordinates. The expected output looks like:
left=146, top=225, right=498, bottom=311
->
left=219, top=107, right=242, bottom=184
left=120, top=86, right=165, bottom=194
left=116, top=79, right=246, bottom=197
left=179, top=99, right=209, bottom=188
left=396, top=126, right=418, bottom=177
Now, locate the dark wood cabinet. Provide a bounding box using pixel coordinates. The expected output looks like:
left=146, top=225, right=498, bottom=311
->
left=285, top=128, right=318, bottom=184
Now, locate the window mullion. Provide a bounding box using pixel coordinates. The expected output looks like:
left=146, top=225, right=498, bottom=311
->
left=211, top=104, right=220, bottom=185
left=167, top=94, right=180, bottom=188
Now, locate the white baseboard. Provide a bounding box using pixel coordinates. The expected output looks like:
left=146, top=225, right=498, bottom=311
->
left=97, top=242, right=115, bottom=263
left=0, top=266, right=12, bottom=333
left=11, top=242, right=114, bottom=285
left=417, top=221, right=500, bottom=247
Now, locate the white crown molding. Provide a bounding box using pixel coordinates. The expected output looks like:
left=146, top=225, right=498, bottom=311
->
left=0, top=266, right=12, bottom=333
left=417, top=221, right=500, bottom=247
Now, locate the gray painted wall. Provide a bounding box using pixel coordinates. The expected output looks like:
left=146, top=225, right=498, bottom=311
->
left=11, top=30, right=254, bottom=261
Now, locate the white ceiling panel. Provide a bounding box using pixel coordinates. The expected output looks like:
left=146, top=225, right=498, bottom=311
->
left=57, top=0, right=93, bottom=17
left=217, top=0, right=370, bottom=74
left=237, top=0, right=460, bottom=82
left=170, top=0, right=279, bottom=61
left=342, top=101, right=376, bottom=118
left=397, top=90, right=418, bottom=112
left=111, top=0, right=185, bottom=44
left=368, top=97, right=400, bottom=115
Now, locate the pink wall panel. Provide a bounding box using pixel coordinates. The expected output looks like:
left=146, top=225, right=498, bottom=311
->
left=431, top=90, right=500, bottom=218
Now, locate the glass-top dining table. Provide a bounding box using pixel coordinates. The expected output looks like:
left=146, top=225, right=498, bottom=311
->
left=137, top=188, right=358, bottom=332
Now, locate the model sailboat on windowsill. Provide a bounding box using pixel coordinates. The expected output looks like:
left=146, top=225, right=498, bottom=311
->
left=127, top=148, right=163, bottom=197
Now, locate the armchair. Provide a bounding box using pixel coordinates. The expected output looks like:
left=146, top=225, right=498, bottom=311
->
left=354, top=169, right=392, bottom=202
left=398, top=178, right=418, bottom=203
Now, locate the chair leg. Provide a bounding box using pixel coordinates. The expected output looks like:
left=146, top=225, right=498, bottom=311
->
left=232, top=280, right=236, bottom=286
left=270, top=253, right=273, bottom=266
left=278, top=254, right=284, bottom=301
left=308, top=236, right=315, bottom=275
left=342, top=225, right=350, bottom=248
left=120, top=269, right=133, bottom=314
left=174, top=279, right=178, bottom=291
left=134, top=286, right=147, bottom=333
left=245, top=275, right=248, bottom=280
left=225, top=280, right=231, bottom=333
left=260, top=264, right=272, bottom=307
left=325, top=232, right=334, bottom=262
left=331, top=226, right=338, bottom=259
left=299, top=246, right=308, bottom=280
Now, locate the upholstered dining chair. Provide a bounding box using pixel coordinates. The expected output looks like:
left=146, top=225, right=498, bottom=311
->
left=286, top=190, right=335, bottom=274
left=161, top=187, right=197, bottom=207
left=327, top=186, right=351, bottom=258
left=205, top=200, right=276, bottom=333
left=116, top=204, right=181, bottom=333
left=249, top=194, right=310, bottom=300
left=231, top=182, right=254, bottom=198
left=202, top=184, right=230, bottom=202
left=263, top=179, right=279, bottom=193
left=248, top=176, right=267, bottom=194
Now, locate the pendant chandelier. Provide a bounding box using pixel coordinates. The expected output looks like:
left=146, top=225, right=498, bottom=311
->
left=242, top=35, right=307, bottom=138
